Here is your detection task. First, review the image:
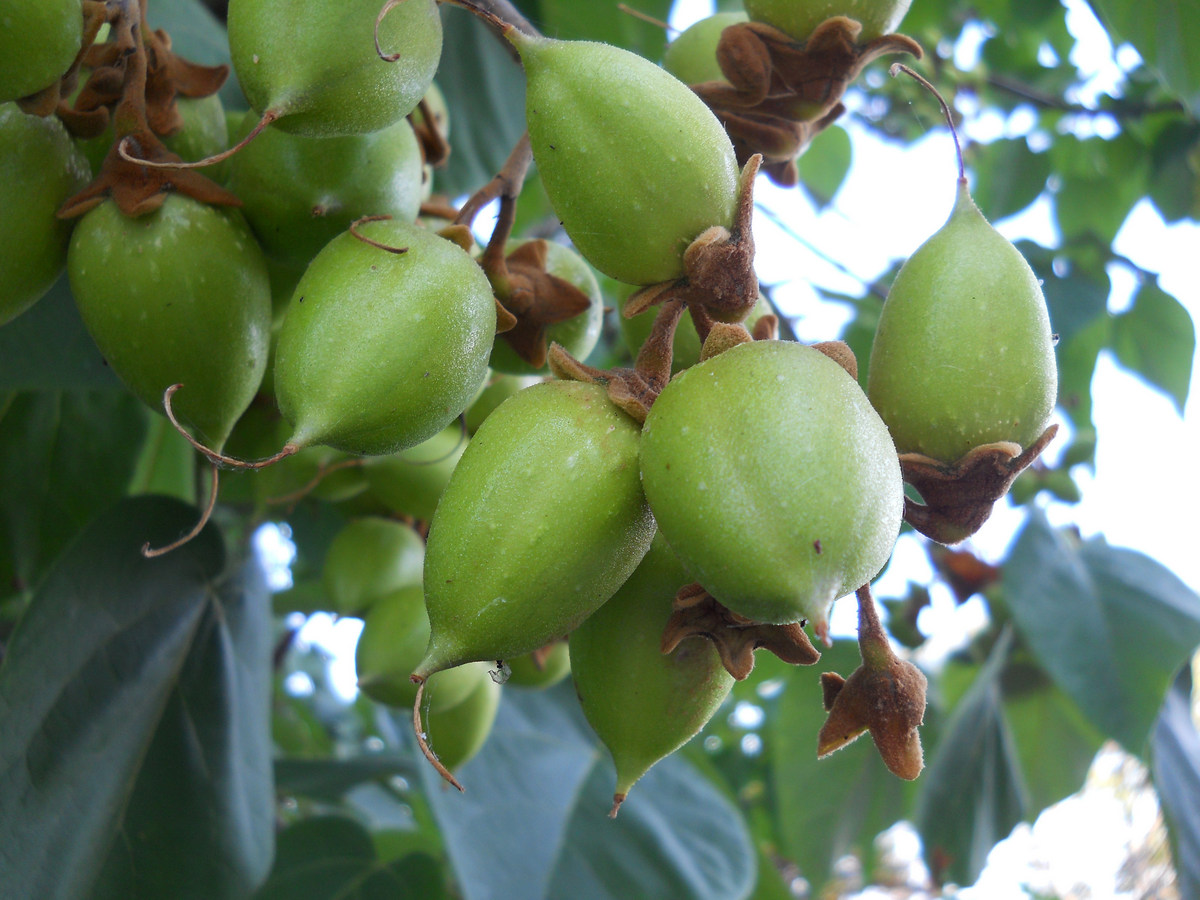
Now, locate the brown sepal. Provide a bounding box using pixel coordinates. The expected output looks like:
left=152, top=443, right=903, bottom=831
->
left=927, top=544, right=1001, bottom=603
left=901, top=424, right=1059, bottom=545
left=691, top=18, right=922, bottom=185
left=817, top=585, right=926, bottom=780
left=493, top=239, right=593, bottom=369
left=548, top=299, right=685, bottom=424
left=812, top=340, right=858, bottom=379
left=661, top=584, right=820, bottom=681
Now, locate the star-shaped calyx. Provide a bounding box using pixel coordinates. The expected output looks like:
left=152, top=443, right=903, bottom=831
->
left=660, top=583, right=820, bottom=681
left=900, top=424, right=1059, bottom=545
left=817, top=584, right=927, bottom=780
left=687, top=18, right=922, bottom=186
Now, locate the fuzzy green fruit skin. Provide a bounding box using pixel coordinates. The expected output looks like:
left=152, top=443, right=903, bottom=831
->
left=488, top=240, right=605, bottom=375
left=641, top=341, right=902, bottom=631
left=229, top=113, right=423, bottom=267
left=514, top=33, right=739, bottom=286
left=355, top=585, right=486, bottom=711
left=322, top=517, right=424, bottom=617
left=744, top=0, right=911, bottom=42
left=228, top=0, right=442, bottom=136
left=867, top=181, right=1058, bottom=463
left=363, top=423, right=468, bottom=522
left=0, top=0, right=82, bottom=102
left=571, top=533, right=733, bottom=802
left=422, top=670, right=501, bottom=773
left=273, top=219, right=495, bottom=456
left=68, top=196, right=270, bottom=449
left=662, top=12, right=749, bottom=85
left=0, top=104, right=90, bottom=325
left=419, top=381, right=656, bottom=677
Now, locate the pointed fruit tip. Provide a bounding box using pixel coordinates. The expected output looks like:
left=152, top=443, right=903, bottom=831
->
left=609, top=793, right=626, bottom=818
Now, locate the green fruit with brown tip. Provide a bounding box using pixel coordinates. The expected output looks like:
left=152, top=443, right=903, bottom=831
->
left=505, top=641, right=570, bottom=690
left=510, top=30, right=739, bottom=286
left=0, top=103, right=89, bottom=325
left=321, top=517, right=424, bottom=617
left=228, top=112, right=423, bottom=267
left=640, top=340, right=903, bottom=639
left=355, top=585, right=486, bottom=711
left=662, top=12, right=748, bottom=85
left=415, top=380, right=656, bottom=683
left=0, top=0, right=82, bottom=103
left=422, top=670, right=501, bottom=773
left=363, top=422, right=468, bottom=522
left=744, top=0, right=912, bottom=42
left=228, top=0, right=442, bottom=136
left=272, top=219, right=495, bottom=456
left=67, top=195, right=271, bottom=450
left=571, top=533, right=734, bottom=814
left=867, top=180, right=1058, bottom=463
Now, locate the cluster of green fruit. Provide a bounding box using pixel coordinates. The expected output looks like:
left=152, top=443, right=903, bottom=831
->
left=1, top=0, right=1058, bottom=814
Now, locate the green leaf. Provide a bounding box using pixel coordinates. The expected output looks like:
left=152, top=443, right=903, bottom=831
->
left=255, top=817, right=447, bottom=900
left=1086, top=0, right=1200, bottom=115
left=0, top=496, right=273, bottom=900
left=410, top=683, right=756, bottom=900
left=536, top=0, right=672, bottom=58
left=916, top=629, right=1027, bottom=886
left=796, top=125, right=852, bottom=211
left=1151, top=671, right=1200, bottom=898
left=0, top=275, right=121, bottom=390
left=1052, top=135, right=1149, bottom=243
left=1003, top=512, right=1200, bottom=753
left=969, top=138, right=1051, bottom=222
left=1055, top=313, right=1110, bottom=433
left=275, top=755, right=418, bottom=802
left=770, top=640, right=915, bottom=889
left=433, top=7, right=529, bottom=198
left=1000, top=660, right=1105, bottom=812
left=1147, top=119, right=1200, bottom=222
left=0, top=391, right=148, bottom=599
left=1112, top=279, right=1195, bottom=413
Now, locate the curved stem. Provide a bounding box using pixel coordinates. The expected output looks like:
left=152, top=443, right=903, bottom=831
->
left=141, top=461, right=220, bottom=557
left=412, top=677, right=465, bottom=791
left=890, top=63, right=964, bottom=182
left=162, top=384, right=299, bottom=469
left=116, top=108, right=277, bottom=169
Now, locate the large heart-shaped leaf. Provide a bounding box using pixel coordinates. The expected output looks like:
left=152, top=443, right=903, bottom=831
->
left=0, top=496, right=273, bottom=900
left=408, top=683, right=756, bottom=900
left=1004, top=512, right=1200, bottom=753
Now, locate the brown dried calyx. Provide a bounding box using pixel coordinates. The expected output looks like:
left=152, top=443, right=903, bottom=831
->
left=660, top=583, right=821, bottom=681
left=817, top=584, right=927, bottom=780
left=688, top=18, right=922, bottom=186
left=901, top=424, right=1059, bottom=545
left=48, top=0, right=236, bottom=218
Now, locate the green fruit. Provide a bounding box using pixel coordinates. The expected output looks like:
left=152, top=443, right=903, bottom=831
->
left=273, top=219, right=495, bottom=456
left=416, top=380, right=656, bottom=681
left=744, top=0, right=912, bottom=42
left=619, top=288, right=773, bottom=373
left=505, top=641, right=570, bottom=689
left=363, top=423, right=468, bottom=522
left=640, top=340, right=903, bottom=637
left=867, top=180, right=1058, bottom=463
left=421, top=670, right=501, bottom=773
left=0, top=103, right=89, bottom=325
left=511, top=30, right=739, bottom=285
left=0, top=0, right=81, bottom=103
left=571, top=534, right=733, bottom=812
left=488, top=240, right=605, bottom=375
left=322, top=517, right=424, bottom=617
left=464, top=373, right=541, bottom=435
left=356, top=585, right=486, bottom=711
left=228, top=0, right=442, bottom=136
left=67, top=195, right=271, bottom=449
left=662, top=12, right=749, bottom=85
left=228, top=112, right=423, bottom=266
